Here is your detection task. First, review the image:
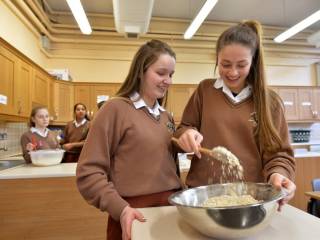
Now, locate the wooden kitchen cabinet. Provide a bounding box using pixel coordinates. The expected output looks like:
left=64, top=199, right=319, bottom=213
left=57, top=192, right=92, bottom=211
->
left=312, top=88, right=320, bottom=120
left=275, top=86, right=320, bottom=122
left=298, top=88, right=315, bottom=120
left=277, top=87, right=299, bottom=121
left=167, top=84, right=197, bottom=123
left=52, top=81, right=74, bottom=123
left=14, top=59, right=31, bottom=117
left=0, top=45, right=17, bottom=115
left=0, top=39, right=59, bottom=120
left=74, top=84, right=92, bottom=116
left=32, top=68, right=51, bottom=108
left=74, top=83, right=120, bottom=118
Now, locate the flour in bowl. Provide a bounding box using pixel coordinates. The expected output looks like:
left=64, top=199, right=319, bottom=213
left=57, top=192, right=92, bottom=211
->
left=202, top=194, right=260, bottom=207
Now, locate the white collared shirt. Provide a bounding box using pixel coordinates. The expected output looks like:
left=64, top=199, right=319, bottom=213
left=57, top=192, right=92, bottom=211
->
left=130, top=92, right=165, bottom=118
left=73, top=118, right=87, bottom=128
left=214, top=78, right=252, bottom=103
left=30, top=127, right=49, bottom=138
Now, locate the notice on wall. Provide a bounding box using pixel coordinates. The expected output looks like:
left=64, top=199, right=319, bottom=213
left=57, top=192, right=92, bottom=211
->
left=97, top=95, right=109, bottom=104
left=0, top=94, right=7, bottom=105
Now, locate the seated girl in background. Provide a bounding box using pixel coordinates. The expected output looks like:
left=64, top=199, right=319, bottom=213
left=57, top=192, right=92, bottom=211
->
left=21, top=106, right=60, bottom=164
left=60, top=103, right=90, bottom=163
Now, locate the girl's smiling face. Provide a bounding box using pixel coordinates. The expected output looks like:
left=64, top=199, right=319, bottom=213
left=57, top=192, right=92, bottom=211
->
left=139, top=53, right=175, bottom=107
left=218, top=43, right=253, bottom=93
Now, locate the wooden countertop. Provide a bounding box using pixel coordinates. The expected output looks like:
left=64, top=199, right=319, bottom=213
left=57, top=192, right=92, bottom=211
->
left=305, top=191, right=320, bottom=200
left=0, top=163, right=76, bottom=179
left=132, top=205, right=320, bottom=239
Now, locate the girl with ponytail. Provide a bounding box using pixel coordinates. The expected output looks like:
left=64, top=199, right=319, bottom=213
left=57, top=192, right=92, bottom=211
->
left=174, top=20, right=296, bottom=210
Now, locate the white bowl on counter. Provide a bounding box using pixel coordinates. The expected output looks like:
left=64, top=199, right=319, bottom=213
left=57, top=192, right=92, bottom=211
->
left=29, top=149, right=65, bottom=166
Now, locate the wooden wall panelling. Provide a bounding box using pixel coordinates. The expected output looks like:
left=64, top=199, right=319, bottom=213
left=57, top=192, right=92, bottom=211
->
left=167, top=84, right=197, bottom=123
left=0, top=177, right=107, bottom=240
left=289, top=157, right=320, bottom=211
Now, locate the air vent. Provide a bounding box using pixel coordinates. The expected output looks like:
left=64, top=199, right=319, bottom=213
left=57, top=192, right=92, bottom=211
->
left=125, top=32, right=139, bottom=38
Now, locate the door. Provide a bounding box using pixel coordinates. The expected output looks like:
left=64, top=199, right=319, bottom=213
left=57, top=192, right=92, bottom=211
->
left=0, top=46, right=16, bottom=115
left=313, top=88, right=320, bottom=121
left=32, top=68, right=50, bottom=107
left=298, top=88, right=315, bottom=120
left=74, top=84, right=92, bottom=117
left=278, top=88, right=299, bottom=121
left=54, top=82, right=74, bottom=122
left=14, top=59, right=31, bottom=117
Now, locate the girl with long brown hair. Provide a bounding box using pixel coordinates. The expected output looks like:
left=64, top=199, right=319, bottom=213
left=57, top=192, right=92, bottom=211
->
left=174, top=20, right=296, bottom=210
left=76, top=40, right=181, bottom=240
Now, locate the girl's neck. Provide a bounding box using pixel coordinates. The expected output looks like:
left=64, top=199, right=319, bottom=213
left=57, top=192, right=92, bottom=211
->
left=34, top=126, right=46, bottom=133
left=76, top=117, right=84, bottom=123
left=140, top=93, right=156, bottom=108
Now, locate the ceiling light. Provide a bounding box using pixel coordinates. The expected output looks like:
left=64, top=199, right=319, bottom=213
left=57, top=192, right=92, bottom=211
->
left=66, top=0, right=92, bottom=35
left=274, top=9, right=320, bottom=43
left=184, top=0, right=218, bottom=39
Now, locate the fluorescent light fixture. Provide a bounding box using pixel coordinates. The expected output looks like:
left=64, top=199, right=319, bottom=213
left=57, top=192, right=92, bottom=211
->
left=184, top=0, right=218, bottom=39
left=274, top=9, right=320, bottom=43
left=66, top=0, right=92, bottom=35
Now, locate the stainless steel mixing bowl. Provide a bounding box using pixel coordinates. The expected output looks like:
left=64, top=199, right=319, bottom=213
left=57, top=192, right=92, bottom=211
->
left=169, top=182, right=285, bottom=239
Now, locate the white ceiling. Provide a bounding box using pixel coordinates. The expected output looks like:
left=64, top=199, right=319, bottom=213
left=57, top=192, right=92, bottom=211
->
left=44, top=0, right=320, bottom=30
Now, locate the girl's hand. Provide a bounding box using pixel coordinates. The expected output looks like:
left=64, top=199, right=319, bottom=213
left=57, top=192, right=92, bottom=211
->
left=269, top=173, right=296, bottom=211
left=120, top=206, right=146, bottom=240
left=63, top=143, right=73, bottom=151
left=26, top=143, right=36, bottom=151
left=176, top=129, right=203, bottom=158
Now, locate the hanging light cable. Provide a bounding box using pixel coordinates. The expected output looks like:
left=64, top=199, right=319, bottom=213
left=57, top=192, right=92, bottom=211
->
left=184, top=0, right=218, bottom=39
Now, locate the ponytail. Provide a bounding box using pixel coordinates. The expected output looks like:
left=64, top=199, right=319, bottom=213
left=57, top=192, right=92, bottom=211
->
left=216, top=20, right=282, bottom=153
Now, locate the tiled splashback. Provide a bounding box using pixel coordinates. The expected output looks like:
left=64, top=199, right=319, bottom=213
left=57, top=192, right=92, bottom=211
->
left=0, top=121, right=28, bottom=159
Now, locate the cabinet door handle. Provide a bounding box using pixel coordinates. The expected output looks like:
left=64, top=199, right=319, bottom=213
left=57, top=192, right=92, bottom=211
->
left=283, top=101, right=293, bottom=106
left=301, top=102, right=312, bottom=106
left=312, top=110, right=318, bottom=118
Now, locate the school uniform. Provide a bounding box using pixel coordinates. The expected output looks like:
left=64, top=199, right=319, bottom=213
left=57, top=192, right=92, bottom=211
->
left=21, top=128, right=60, bottom=164
left=61, top=119, right=89, bottom=163
left=174, top=78, right=295, bottom=187
left=76, top=94, right=181, bottom=240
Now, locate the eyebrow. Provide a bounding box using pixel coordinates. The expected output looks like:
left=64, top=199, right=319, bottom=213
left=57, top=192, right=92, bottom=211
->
left=221, top=60, right=249, bottom=64
left=157, top=67, right=175, bottom=72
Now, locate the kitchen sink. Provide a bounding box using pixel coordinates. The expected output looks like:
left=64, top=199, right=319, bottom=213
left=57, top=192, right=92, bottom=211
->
left=0, top=159, right=25, bottom=171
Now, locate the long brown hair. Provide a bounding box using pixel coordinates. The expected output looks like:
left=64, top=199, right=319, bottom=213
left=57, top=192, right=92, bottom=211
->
left=116, top=39, right=176, bottom=106
left=215, top=20, right=282, bottom=152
